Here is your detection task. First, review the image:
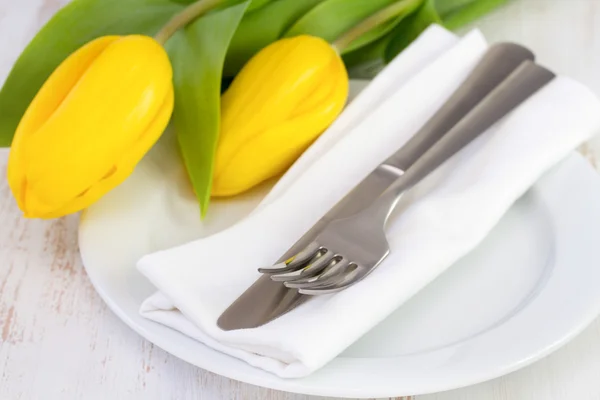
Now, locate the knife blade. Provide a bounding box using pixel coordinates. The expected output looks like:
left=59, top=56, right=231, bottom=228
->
left=217, top=42, right=536, bottom=331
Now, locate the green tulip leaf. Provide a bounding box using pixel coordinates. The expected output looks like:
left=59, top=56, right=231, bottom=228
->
left=283, top=0, right=418, bottom=54
left=442, top=0, right=510, bottom=30
left=341, top=0, right=424, bottom=54
left=0, top=0, right=195, bottom=148
left=223, top=0, right=324, bottom=77
left=167, top=1, right=249, bottom=217
left=342, top=0, right=438, bottom=78
left=284, top=0, right=393, bottom=42
left=434, top=0, right=478, bottom=16
left=342, top=34, right=392, bottom=79
left=343, top=0, right=509, bottom=77
left=247, top=0, right=276, bottom=12
left=385, top=0, right=442, bottom=62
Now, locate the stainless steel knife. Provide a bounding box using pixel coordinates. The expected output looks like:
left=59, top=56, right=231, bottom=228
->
left=217, top=42, right=538, bottom=331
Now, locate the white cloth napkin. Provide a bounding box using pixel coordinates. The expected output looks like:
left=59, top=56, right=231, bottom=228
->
left=138, top=25, right=600, bottom=378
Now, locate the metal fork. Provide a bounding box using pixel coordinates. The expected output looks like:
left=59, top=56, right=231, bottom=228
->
left=260, top=60, right=555, bottom=295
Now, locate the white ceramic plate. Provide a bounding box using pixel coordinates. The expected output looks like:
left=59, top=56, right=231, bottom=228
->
left=78, top=79, right=600, bottom=397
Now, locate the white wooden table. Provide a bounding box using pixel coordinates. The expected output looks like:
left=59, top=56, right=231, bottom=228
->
left=2, top=0, right=600, bottom=399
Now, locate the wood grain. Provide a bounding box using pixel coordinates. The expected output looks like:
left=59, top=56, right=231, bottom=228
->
left=2, top=0, right=600, bottom=399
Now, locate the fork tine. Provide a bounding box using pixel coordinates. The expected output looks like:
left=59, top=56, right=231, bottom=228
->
left=316, top=258, right=353, bottom=282
left=284, top=258, right=350, bottom=288
left=269, top=250, right=335, bottom=282
left=285, top=274, right=338, bottom=290
left=298, top=265, right=362, bottom=295
left=258, top=241, right=320, bottom=274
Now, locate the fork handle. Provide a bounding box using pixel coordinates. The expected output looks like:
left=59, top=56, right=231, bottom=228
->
left=384, top=42, right=534, bottom=171
left=373, top=60, right=556, bottom=224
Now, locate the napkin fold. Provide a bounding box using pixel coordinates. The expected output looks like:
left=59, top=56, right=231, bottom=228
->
left=138, top=25, right=600, bottom=378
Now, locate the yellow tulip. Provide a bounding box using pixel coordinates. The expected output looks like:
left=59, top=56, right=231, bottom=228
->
left=7, top=35, right=174, bottom=219
left=212, top=34, right=349, bottom=197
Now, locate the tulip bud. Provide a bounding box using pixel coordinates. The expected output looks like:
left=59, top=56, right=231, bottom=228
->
left=212, top=35, right=349, bottom=197
left=7, top=35, right=174, bottom=219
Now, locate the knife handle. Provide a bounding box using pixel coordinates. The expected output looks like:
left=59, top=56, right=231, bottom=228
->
left=384, top=42, right=534, bottom=171
left=372, top=61, right=556, bottom=226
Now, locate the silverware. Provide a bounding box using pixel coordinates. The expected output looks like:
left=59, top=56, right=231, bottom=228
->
left=260, top=60, right=555, bottom=294
left=217, top=43, right=550, bottom=330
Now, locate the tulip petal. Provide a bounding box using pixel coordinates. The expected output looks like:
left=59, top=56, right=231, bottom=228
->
left=213, top=35, right=348, bottom=196
left=7, top=35, right=119, bottom=213
left=9, top=35, right=174, bottom=219
left=37, top=85, right=175, bottom=220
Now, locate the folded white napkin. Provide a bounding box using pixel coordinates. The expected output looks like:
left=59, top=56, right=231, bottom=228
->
left=138, top=25, right=600, bottom=378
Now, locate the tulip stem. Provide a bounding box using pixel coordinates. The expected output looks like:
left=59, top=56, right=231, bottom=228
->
left=331, top=0, right=422, bottom=53
left=154, top=0, right=227, bottom=45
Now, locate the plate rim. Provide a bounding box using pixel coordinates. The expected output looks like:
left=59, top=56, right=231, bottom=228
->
left=79, top=152, right=600, bottom=398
